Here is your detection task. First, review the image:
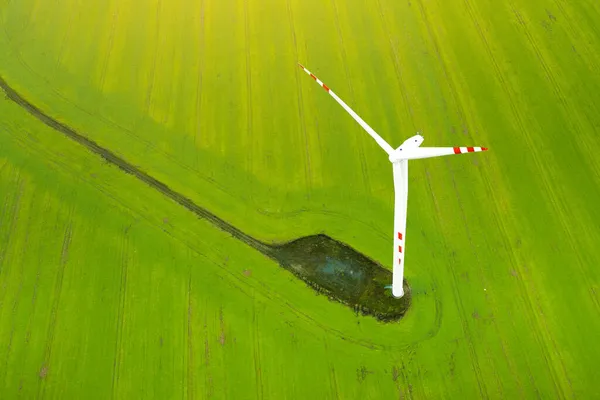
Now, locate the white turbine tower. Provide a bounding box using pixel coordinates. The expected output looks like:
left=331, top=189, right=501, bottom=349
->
left=298, top=63, right=488, bottom=298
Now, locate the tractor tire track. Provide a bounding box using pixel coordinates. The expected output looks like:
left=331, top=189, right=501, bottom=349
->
left=441, top=0, right=577, bottom=395
left=54, top=0, right=82, bottom=71
left=471, top=1, right=587, bottom=395
left=21, top=192, right=53, bottom=370
left=37, top=208, right=73, bottom=399
left=142, top=0, right=163, bottom=117
left=421, top=11, right=532, bottom=382
left=477, top=156, right=553, bottom=400
left=413, top=0, right=487, bottom=396
left=202, top=310, right=214, bottom=398
left=285, top=0, right=312, bottom=200
left=98, top=1, right=120, bottom=92
left=590, top=286, right=600, bottom=314
left=111, top=223, right=131, bottom=400
left=12, top=0, right=38, bottom=42
left=0, top=172, right=23, bottom=309
left=0, top=182, right=30, bottom=387
left=394, top=350, right=415, bottom=400
left=193, top=0, right=206, bottom=171
left=374, top=0, right=416, bottom=131
left=508, top=4, right=600, bottom=300
left=549, top=0, right=600, bottom=75
left=330, top=0, right=372, bottom=195
left=445, top=162, right=525, bottom=397
left=323, top=336, right=340, bottom=400
left=510, top=4, right=600, bottom=184
left=186, top=271, right=195, bottom=400
left=0, top=158, right=8, bottom=175
left=243, top=0, right=257, bottom=197
left=423, top=169, right=487, bottom=399
left=252, top=298, right=263, bottom=400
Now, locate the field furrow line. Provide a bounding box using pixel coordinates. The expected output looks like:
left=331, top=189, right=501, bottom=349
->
left=193, top=0, right=206, bottom=170
left=479, top=166, right=543, bottom=399
left=413, top=359, right=429, bottom=398
left=202, top=313, right=213, bottom=398
left=445, top=161, right=524, bottom=396
left=508, top=2, right=600, bottom=315
left=21, top=192, right=52, bottom=368
left=399, top=354, right=414, bottom=399
left=478, top=166, right=559, bottom=400
left=330, top=0, right=371, bottom=195
left=243, top=0, right=257, bottom=196
left=510, top=4, right=600, bottom=187
left=0, top=194, right=32, bottom=386
left=99, top=2, right=119, bottom=92
left=323, top=336, right=340, bottom=400
left=110, top=223, right=131, bottom=399
left=217, top=306, right=228, bottom=393
left=162, top=16, right=180, bottom=131
left=142, top=0, right=163, bottom=117
left=412, top=0, right=489, bottom=395
left=286, top=0, right=312, bottom=200
left=566, top=1, right=600, bottom=36
left=579, top=0, right=600, bottom=18
left=218, top=307, right=225, bottom=347
left=460, top=1, right=583, bottom=395
left=37, top=207, right=73, bottom=399
left=374, top=0, right=415, bottom=131
left=413, top=0, right=467, bottom=125
left=12, top=0, right=38, bottom=43
left=550, top=0, right=600, bottom=74
left=520, top=262, right=567, bottom=399
left=0, top=172, right=12, bottom=264
left=0, top=159, right=8, bottom=175
left=528, top=268, right=576, bottom=394
left=54, top=0, right=81, bottom=70
left=590, top=286, right=600, bottom=313
left=392, top=365, right=406, bottom=400
left=0, top=172, right=23, bottom=310
left=186, top=272, right=194, bottom=400
left=252, top=299, right=264, bottom=400
left=423, top=168, right=488, bottom=399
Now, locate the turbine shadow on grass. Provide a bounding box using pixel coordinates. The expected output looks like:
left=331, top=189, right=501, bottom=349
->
left=0, top=76, right=411, bottom=323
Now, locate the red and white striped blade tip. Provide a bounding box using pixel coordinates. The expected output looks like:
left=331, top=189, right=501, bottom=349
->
left=452, top=146, right=489, bottom=154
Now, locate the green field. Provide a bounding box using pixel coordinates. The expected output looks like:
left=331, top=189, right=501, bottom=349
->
left=1, top=0, right=600, bottom=398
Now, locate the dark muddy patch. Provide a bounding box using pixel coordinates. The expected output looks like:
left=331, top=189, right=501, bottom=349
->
left=267, top=235, right=411, bottom=322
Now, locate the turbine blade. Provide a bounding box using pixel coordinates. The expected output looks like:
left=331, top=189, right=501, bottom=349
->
left=398, top=146, right=488, bottom=160
left=298, top=63, right=395, bottom=155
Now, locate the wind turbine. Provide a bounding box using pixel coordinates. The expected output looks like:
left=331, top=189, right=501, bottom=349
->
left=298, top=63, right=488, bottom=298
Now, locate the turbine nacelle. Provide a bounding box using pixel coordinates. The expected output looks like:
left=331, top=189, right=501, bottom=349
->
left=389, top=134, right=424, bottom=163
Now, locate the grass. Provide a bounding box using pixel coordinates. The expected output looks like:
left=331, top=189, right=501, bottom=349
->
left=1, top=0, right=600, bottom=398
